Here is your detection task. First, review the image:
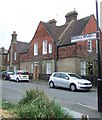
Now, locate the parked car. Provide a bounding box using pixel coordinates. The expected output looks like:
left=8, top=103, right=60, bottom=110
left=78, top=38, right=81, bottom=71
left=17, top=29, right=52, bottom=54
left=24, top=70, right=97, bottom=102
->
left=10, top=70, right=29, bottom=82
left=48, top=72, right=92, bottom=91
left=2, top=71, right=13, bottom=80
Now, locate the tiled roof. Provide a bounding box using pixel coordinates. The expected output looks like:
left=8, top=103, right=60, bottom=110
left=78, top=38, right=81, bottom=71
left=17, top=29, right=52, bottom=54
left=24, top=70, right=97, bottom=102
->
left=14, top=41, right=29, bottom=53
left=42, top=22, right=67, bottom=41
left=59, top=15, right=92, bottom=46
left=42, top=15, right=92, bottom=46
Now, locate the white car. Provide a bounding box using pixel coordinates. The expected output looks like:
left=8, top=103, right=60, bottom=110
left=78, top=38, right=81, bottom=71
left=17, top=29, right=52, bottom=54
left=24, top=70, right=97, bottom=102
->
left=10, top=70, right=29, bottom=82
left=48, top=72, right=92, bottom=91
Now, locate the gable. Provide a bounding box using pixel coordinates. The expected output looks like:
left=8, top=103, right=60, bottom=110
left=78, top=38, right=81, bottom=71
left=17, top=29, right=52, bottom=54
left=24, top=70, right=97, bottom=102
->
left=34, top=21, right=50, bottom=39
left=81, top=15, right=96, bottom=34
left=58, top=15, right=92, bottom=46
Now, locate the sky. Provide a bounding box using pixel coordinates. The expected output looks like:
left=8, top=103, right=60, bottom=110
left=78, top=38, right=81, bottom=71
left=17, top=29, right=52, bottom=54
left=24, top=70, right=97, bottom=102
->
left=0, top=0, right=102, bottom=50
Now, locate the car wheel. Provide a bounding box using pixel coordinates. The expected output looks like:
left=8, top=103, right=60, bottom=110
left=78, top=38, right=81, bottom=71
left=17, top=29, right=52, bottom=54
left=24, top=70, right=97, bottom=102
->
left=9, top=77, right=11, bottom=81
left=16, top=78, right=19, bottom=82
left=3, top=77, right=6, bottom=80
left=49, top=81, right=55, bottom=88
left=70, top=84, right=76, bottom=91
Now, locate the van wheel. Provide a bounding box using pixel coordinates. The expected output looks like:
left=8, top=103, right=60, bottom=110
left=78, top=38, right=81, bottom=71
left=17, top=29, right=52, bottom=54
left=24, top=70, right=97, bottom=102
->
left=49, top=81, right=55, bottom=88
left=70, top=84, right=76, bottom=91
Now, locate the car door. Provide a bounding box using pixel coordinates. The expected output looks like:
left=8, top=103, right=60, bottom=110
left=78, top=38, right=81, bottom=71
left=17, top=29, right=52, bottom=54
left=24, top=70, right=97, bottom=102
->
left=53, top=73, right=61, bottom=87
left=60, top=73, right=70, bottom=88
left=11, top=72, right=16, bottom=80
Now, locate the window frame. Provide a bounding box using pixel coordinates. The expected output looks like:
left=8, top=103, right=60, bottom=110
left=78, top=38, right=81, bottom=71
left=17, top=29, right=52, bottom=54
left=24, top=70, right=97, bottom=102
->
left=46, top=62, right=51, bottom=74
left=43, top=40, right=47, bottom=54
left=14, top=52, right=17, bottom=60
left=49, top=43, right=52, bottom=53
left=87, top=40, right=92, bottom=52
left=7, top=54, right=9, bottom=61
left=80, top=61, right=86, bottom=76
left=34, top=43, right=38, bottom=56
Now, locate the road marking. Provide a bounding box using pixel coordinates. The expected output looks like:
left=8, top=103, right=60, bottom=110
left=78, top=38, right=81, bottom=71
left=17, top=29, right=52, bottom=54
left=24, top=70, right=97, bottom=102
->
left=54, top=99, right=97, bottom=111
left=78, top=103, right=97, bottom=110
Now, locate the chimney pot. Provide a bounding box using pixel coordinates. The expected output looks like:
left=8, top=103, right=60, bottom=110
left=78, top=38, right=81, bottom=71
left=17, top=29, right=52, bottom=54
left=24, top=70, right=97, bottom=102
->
left=47, top=19, right=57, bottom=26
left=65, top=11, right=78, bottom=23
left=11, top=31, right=17, bottom=43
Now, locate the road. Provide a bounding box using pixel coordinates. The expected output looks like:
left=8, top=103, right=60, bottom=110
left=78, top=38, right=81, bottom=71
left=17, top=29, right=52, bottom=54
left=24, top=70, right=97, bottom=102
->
left=1, top=79, right=102, bottom=119
left=1, top=79, right=97, bottom=108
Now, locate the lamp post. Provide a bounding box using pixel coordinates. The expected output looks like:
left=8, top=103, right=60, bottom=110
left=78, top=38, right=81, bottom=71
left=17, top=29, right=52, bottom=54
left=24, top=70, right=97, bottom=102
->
left=95, top=0, right=102, bottom=112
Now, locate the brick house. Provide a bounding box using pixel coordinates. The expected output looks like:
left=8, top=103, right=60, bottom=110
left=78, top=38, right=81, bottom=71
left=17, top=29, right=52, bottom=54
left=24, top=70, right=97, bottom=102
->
left=5, top=11, right=102, bottom=81
left=5, top=31, right=29, bottom=71
left=22, top=11, right=102, bottom=80
left=0, top=47, right=7, bottom=71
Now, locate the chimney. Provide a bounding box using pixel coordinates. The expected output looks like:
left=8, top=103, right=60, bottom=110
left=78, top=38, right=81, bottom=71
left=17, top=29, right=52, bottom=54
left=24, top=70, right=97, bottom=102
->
left=65, top=11, right=78, bottom=23
left=11, top=31, right=17, bottom=43
left=1, top=47, right=4, bottom=53
left=47, top=19, right=57, bottom=26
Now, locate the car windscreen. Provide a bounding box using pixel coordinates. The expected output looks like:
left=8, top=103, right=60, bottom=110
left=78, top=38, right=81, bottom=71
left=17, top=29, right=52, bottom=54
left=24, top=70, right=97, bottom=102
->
left=17, top=72, right=29, bottom=75
left=68, top=74, right=82, bottom=79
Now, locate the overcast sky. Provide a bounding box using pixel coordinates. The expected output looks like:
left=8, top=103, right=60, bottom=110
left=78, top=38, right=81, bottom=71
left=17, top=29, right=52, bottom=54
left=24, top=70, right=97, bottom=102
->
left=0, top=0, right=102, bottom=49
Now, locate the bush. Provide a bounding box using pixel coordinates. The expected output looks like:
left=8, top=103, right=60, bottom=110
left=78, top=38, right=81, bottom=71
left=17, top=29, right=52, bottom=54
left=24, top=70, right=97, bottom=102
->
left=2, top=99, right=15, bottom=110
left=2, top=89, right=73, bottom=119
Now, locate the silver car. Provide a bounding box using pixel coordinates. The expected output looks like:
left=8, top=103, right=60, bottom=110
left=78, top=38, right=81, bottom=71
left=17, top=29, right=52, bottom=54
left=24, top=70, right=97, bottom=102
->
left=48, top=72, right=92, bottom=91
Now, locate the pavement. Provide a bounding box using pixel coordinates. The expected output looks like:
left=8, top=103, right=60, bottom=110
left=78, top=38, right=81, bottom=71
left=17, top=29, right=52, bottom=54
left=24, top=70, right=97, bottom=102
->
left=30, top=79, right=102, bottom=119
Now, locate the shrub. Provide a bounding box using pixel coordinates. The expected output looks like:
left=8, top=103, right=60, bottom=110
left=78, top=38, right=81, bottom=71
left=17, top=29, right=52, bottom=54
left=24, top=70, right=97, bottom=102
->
left=2, top=89, right=73, bottom=119
left=2, top=99, right=15, bottom=110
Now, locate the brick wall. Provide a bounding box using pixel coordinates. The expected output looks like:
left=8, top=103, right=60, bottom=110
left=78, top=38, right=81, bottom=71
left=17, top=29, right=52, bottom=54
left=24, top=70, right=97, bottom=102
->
left=27, top=22, right=56, bottom=61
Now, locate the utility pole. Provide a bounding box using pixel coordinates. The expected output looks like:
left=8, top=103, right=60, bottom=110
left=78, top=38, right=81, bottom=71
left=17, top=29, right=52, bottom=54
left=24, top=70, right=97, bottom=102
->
left=95, top=0, right=102, bottom=112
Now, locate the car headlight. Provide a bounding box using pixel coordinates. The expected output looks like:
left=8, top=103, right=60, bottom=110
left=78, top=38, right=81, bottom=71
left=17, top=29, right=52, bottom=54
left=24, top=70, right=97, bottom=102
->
left=78, top=82, right=84, bottom=85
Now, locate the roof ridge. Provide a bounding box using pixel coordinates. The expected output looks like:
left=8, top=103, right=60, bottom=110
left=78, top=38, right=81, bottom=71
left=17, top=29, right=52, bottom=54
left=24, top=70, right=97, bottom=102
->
left=58, top=20, right=75, bottom=44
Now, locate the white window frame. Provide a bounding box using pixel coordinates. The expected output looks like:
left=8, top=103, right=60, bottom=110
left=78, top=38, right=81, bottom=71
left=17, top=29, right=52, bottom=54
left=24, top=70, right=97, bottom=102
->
left=49, top=44, right=52, bottom=53
left=80, top=61, right=86, bottom=76
left=7, top=54, right=9, bottom=61
left=34, top=43, right=38, bottom=56
left=87, top=40, right=92, bottom=52
left=46, top=62, right=51, bottom=74
left=14, top=65, right=16, bottom=71
left=7, top=66, right=9, bottom=71
left=43, top=40, right=47, bottom=54
left=96, top=40, right=98, bottom=53
left=31, top=63, right=33, bottom=73
left=14, top=52, right=17, bottom=60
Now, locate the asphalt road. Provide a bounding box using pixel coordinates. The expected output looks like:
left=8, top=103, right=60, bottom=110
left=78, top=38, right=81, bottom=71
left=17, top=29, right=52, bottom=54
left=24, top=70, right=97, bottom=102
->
left=1, top=79, right=102, bottom=119
left=1, top=79, right=97, bottom=108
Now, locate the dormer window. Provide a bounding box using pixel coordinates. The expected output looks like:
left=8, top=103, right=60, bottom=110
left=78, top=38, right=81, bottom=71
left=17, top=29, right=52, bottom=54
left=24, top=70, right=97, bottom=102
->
left=43, top=40, right=47, bottom=54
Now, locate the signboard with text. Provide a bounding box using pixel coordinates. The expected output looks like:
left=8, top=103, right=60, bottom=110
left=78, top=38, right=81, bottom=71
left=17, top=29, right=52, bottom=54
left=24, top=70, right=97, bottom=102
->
left=71, top=33, right=96, bottom=43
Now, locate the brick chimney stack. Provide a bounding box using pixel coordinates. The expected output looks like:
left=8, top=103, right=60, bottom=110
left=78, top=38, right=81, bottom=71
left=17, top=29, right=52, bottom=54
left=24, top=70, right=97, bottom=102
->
left=1, top=47, right=4, bottom=53
left=11, top=31, right=17, bottom=43
left=65, top=11, right=78, bottom=24
left=47, top=19, right=57, bottom=26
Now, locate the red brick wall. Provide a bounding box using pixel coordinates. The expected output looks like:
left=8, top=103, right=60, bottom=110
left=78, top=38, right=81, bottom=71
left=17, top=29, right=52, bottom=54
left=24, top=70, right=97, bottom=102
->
left=26, top=22, right=56, bottom=61
left=58, top=15, right=99, bottom=59
left=58, top=45, right=76, bottom=58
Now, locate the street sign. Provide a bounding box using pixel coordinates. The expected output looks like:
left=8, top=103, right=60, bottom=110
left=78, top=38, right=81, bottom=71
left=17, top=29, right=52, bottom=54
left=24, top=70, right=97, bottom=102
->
left=71, top=33, right=96, bottom=43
